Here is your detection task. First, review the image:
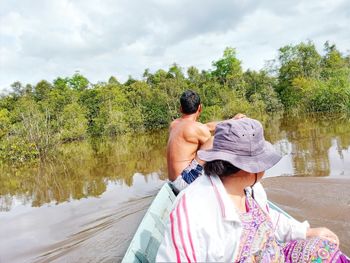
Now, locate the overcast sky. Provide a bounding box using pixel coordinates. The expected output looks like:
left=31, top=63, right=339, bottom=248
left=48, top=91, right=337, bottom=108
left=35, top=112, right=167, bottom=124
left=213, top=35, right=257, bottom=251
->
left=0, top=0, right=349, bottom=91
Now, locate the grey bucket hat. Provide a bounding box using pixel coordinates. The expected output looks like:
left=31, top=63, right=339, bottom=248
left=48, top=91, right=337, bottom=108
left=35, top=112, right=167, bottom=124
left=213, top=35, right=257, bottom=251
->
left=197, top=118, right=281, bottom=173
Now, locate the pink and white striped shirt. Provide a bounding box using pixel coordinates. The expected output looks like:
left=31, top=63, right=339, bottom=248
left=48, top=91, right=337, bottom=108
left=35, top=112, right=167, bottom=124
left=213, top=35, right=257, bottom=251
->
left=156, top=175, right=309, bottom=262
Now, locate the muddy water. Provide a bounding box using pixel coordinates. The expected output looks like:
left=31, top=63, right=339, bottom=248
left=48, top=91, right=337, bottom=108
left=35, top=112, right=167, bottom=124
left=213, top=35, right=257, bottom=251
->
left=0, top=114, right=350, bottom=262
left=263, top=176, right=350, bottom=254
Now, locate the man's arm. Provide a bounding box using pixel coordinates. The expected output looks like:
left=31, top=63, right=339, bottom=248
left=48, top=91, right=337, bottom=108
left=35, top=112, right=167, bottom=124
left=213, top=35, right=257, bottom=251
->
left=204, top=113, right=246, bottom=133
left=196, top=124, right=212, bottom=145
left=204, top=121, right=219, bottom=133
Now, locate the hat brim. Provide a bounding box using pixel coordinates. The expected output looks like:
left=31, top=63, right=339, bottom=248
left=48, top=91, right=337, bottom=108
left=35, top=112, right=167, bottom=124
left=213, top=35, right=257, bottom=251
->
left=197, top=141, right=281, bottom=173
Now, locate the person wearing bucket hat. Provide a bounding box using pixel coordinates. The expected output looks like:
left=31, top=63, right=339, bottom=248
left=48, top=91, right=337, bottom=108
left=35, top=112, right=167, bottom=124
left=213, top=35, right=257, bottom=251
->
left=157, top=117, right=349, bottom=262
left=197, top=116, right=281, bottom=175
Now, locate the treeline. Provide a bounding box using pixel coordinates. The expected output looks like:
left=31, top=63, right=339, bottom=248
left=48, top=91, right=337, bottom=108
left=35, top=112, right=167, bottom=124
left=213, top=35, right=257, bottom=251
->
left=0, top=41, right=349, bottom=164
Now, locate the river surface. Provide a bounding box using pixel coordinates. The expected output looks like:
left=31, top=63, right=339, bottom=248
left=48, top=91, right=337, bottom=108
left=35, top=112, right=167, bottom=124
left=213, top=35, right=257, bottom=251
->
left=1, top=114, right=350, bottom=262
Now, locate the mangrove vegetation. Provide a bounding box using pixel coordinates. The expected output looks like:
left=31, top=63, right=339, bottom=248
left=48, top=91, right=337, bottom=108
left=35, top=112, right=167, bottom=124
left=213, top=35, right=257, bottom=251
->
left=0, top=41, right=349, bottom=164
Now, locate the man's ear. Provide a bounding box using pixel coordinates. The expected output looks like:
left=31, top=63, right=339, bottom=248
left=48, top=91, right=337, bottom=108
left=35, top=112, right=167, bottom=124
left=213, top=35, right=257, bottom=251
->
left=198, top=104, right=202, bottom=113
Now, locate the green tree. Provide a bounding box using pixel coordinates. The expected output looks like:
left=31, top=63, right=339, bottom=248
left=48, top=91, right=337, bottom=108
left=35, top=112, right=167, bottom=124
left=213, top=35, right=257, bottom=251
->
left=321, top=42, right=348, bottom=79
left=243, top=70, right=282, bottom=112
left=0, top=109, right=10, bottom=139
left=142, top=91, right=170, bottom=129
left=33, top=80, right=53, bottom=102
left=167, top=63, right=185, bottom=80
left=10, top=81, right=31, bottom=97
left=276, top=41, right=322, bottom=109
left=68, top=73, right=89, bottom=91
left=78, top=88, right=103, bottom=137
left=98, top=83, right=130, bottom=135
left=9, top=97, right=58, bottom=160
left=108, top=76, right=120, bottom=85
left=187, top=66, right=201, bottom=84
left=59, top=102, right=88, bottom=141
left=211, top=47, right=244, bottom=90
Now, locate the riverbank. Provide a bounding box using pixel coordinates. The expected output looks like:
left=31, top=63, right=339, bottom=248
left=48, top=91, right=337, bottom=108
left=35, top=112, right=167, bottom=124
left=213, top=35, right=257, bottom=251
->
left=263, top=176, right=350, bottom=254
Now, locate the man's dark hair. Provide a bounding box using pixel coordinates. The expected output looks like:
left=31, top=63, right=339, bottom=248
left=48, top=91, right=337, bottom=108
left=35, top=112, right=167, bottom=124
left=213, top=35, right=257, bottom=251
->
left=180, top=90, right=201, bottom=114
left=204, top=160, right=241, bottom=177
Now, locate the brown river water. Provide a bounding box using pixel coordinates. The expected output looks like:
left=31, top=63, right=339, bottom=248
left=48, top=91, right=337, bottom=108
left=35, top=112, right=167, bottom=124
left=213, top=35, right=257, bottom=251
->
left=0, top=114, right=350, bottom=262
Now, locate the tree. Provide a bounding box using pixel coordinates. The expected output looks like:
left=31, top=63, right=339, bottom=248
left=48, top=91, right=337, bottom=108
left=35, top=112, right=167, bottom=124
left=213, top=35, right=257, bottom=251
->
left=98, top=83, right=130, bottom=135
left=147, top=69, right=168, bottom=85
left=10, top=81, right=25, bottom=97
left=33, top=80, right=52, bottom=102
left=167, top=63, right=184, bottom=80
left=321, top=42, right=349, bottom=80
left=68, top=73, right=89, bottom=91
left=124, top=76, right=137, bottom=86
left=0, top=109, right=10, bottom=139
left=243, top=70, right=282, bottom=112
left=108, top=76, right=120, bottom=85
left=211, top=47, right=243, bottom=87
left=187, top=66, right=201, bottom=83
left=78, top=88, right=103, bottom=137
left=13, top=97, right=59, bottom=159
left=276, top=41, right=322, bottom=109
left=59, top=102, right=88, bottom=141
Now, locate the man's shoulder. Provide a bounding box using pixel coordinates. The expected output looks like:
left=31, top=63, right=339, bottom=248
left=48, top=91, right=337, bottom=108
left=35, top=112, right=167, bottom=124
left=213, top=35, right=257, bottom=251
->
left=169, top=118, right=180, bottom=128
left=170, top=118, right=198, bottom=129
left=169, top=119, right=210, bottom=143
left=184, top=121, right=209, bottom=134
left=194, top=121, right=208, bottom=128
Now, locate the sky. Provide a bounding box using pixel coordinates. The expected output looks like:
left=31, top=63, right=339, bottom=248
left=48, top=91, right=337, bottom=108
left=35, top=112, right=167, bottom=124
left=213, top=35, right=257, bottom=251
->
left=0, top=0, right=349, bottom=91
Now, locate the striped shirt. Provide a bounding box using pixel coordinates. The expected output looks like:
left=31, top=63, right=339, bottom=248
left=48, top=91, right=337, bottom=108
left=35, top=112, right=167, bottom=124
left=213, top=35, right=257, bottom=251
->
left=156, top=175, right=310, bottom=262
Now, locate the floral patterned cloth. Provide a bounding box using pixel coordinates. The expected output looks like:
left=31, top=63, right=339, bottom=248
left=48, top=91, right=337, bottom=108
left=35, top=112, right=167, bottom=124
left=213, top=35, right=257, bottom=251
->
left=235, top=191, right=350, bottom=263
left=235, top=191, right=285, bottom=262
left=283, top=237, right=349, bottom=263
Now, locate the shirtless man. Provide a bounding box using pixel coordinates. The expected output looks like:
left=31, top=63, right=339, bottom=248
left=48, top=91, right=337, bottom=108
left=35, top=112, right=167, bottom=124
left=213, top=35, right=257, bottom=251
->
left=167, top=90, right=244, bottom=192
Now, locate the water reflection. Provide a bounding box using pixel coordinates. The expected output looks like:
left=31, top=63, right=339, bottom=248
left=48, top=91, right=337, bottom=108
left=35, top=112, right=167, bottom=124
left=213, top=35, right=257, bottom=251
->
left=1, top=114, right=350, bottom=211
left=0, top=131, right=168, bottom=211
left=266, top=114, right=350, bottom=177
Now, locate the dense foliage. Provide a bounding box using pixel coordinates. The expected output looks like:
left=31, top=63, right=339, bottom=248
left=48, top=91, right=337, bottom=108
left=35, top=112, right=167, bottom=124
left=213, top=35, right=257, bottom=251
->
left=1, top=41, right=349, bottom=164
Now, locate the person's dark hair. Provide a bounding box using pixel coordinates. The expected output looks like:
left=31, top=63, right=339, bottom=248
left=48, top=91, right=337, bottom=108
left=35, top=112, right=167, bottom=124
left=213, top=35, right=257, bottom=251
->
left=180, top=90, right=200, bottom=114
left=204, top=160, right=241, bottom=177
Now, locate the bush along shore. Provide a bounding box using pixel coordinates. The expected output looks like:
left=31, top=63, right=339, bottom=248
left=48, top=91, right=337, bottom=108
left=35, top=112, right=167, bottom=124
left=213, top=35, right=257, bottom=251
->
left=1, top=41, right=349, bottom=164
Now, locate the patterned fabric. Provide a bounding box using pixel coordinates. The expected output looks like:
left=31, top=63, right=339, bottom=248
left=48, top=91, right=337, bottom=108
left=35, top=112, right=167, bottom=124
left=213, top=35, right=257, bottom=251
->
left=157, top=174, right=350, bottom=262
left=235, top=192, right=350, bottom=263
left=283, top=238, right=348, bottom=263
left=180, top=159, right=203, bottom=184
left=235, top=191, right=285, bottom=263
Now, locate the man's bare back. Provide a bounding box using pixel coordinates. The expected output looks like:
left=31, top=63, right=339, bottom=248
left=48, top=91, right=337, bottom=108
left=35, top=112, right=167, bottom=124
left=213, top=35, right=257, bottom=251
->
left=167, top=117, right=212, bottom=181
left=166, top=90, right=244, bottom=189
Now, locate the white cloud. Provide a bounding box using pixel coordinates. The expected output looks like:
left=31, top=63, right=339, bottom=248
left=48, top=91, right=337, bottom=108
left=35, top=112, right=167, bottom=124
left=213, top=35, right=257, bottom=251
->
left=0, top=0, right=349, bottom=91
